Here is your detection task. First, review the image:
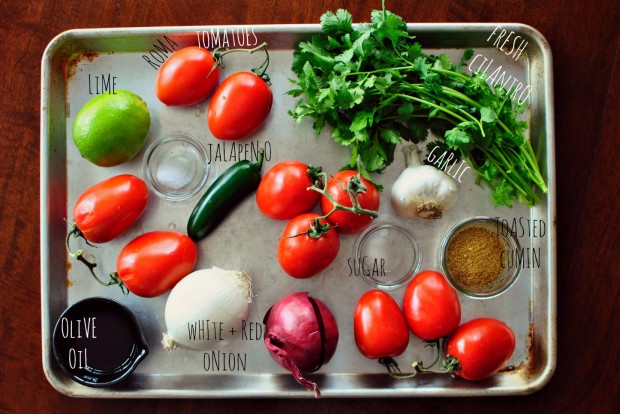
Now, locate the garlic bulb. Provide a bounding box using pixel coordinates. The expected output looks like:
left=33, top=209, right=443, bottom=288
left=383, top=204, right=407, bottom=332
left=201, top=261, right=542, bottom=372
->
left=390, top=145, right=458, bottom=219
left=162, top=267, right=253, bottom=351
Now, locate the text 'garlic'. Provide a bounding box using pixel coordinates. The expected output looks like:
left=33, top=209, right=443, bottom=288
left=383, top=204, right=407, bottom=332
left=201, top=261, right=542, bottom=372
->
left=390, top=145, right=458, bottom=219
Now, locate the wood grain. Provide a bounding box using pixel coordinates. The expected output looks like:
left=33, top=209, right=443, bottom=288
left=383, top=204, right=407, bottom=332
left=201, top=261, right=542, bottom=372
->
left=0, top=0, right=618, bottom=412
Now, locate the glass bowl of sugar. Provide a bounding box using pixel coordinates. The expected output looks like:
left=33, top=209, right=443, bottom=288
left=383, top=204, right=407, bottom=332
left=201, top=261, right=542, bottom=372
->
left=352, top=220, right=422, bottom=290
left=142, top=133, right=209, bottom=201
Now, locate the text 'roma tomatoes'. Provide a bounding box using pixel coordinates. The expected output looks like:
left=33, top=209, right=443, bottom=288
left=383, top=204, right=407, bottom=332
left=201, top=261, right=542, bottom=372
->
left=155, top=46, right=220, bottom=106
left=354, top=290, right=409, bottom=359
left=257, top=161, right=322, bottom=220
left=277, top=213, right=340, bottom=279
left=403, top=270, right=461, bottom=341
left=320, top=170, right=379, bottom=234
left=72, top=174, right=148, bottom=244
left=116, top=231, right=197, bottom=298
left=446, top=318, right=516, bottom=381
left=208, top=71, right=273, bottom=140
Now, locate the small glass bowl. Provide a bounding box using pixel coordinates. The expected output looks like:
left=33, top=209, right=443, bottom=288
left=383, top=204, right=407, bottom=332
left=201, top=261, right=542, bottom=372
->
left=142, top=133, right=209, bottom=201
left=440, top=216, right=521, bottom=298
left=352, top=221, right=422, bottom=290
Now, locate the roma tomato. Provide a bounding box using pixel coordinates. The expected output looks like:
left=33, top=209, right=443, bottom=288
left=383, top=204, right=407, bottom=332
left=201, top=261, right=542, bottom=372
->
left=208, top=71, right=272, bottom=140
left=446, top=318, right=516, bottom=381
left=116, top=231, right=197, bottom=298
left=72, top=174, right=148, bottom=243
left=403, top=270, right=461, bottom=341
left=277, top=213, right=340, bottom=279
left=256, top=161, right=322, bottom=220
left=320, top=170, right=379, bottom=234
left=155, top=46, right=220, bottom=106
left=353, top=290, right=409, bottom=359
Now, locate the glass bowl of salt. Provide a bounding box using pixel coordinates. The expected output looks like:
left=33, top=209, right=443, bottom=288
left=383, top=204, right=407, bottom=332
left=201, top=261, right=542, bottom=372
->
left=142, top=133, right=210, bottom=201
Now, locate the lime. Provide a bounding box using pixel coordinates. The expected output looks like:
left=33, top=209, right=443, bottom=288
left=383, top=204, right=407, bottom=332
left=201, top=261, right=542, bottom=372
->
left=72, top=90, right=151, bottom=167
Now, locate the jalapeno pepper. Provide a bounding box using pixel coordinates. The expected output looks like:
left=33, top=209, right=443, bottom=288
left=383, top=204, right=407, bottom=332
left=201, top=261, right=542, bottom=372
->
left=187, top=149, right=264, bottom=241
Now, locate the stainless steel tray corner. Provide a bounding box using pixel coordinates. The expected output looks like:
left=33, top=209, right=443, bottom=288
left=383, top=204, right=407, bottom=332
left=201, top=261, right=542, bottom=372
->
left=41, top=23, right=556, bottom=398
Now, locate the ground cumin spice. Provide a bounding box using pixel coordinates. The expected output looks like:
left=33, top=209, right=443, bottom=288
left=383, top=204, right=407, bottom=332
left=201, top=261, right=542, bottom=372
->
left=446, top=226, right=505, bottom=288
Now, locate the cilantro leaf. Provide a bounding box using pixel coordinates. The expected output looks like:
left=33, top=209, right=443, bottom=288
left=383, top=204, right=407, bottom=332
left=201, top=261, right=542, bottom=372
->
left=480, top=107, right=498, bottom=124
left=380, top=127, right=402, bottom=145
left=460, top=48, right=474, bottom=66
left=320, top=9, right=354, bottom=35
left=371, top=8, right=409, bottom=46
left=445, top=127, right=472, bottom=150
left=351, top=110, right=374, bottom=132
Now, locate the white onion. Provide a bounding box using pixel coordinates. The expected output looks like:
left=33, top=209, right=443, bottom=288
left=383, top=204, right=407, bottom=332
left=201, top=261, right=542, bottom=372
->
left=162, top=267, right=252, bottom=351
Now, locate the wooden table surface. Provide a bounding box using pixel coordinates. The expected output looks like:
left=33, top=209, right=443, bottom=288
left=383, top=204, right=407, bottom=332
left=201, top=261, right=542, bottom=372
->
left=1, top=0, right=618, bottom=412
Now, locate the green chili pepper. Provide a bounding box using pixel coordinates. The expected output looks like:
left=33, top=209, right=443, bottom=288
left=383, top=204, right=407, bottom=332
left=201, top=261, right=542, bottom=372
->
left=187, top=149, right=264, bottom=241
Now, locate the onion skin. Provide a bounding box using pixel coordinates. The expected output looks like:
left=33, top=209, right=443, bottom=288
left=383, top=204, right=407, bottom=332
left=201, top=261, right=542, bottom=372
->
left=263, top=292, right=339, bottom=398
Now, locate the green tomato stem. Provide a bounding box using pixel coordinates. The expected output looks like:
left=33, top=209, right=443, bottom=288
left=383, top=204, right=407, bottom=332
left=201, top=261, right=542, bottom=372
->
left=285, top=170, right=378, bottom=239
left=380, top=340, right=457, bottom=380
left=308, top=171, right=379, bottom=220
left=65, top=223, right=129, bottom=294
left=212, top=42, right=271, bottom=83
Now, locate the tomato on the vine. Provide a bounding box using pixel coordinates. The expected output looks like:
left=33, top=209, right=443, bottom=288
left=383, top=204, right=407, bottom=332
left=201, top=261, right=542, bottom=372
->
left=256, top=161, right=322, bottom=220
left=353, top=290, right=409, bottom=359
left=277, top=213, right=340, bottom=279
left=446, top=318, right=516, bottom=381
left=320, top=170, right=379, bottom=234
left=116, top=231, right=198, bottom=298
left=72, top=174, right=148, bottom=244
left=208, top=71, right=273, bottom=140
left=155, top=46, right=220, bottom=106
left=403, top=270, right=461, bottom=341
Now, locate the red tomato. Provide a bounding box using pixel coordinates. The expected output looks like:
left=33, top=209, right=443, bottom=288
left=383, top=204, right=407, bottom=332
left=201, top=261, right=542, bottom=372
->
left=446, top=318, right=516, bottom=381
left=155, top=46, right=220, bottom=106
left=256, top=161, right=321, bottom=220
left=320, top=170, right=379, bottom=234
left=403, top=270, right=461, bottom=341
left=277, top=213, right=340, bottom=279
left=208, top=71, right=273, bottom=140
left=116, top=231, right=197, bottom=298
left=73, top=174, right=148, bottom=244
left=353, top=290, right=409, bottom=359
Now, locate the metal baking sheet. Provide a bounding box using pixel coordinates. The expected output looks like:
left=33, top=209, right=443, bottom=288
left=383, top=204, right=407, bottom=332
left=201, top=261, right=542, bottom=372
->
left=40, top=24, right=556, bottom=398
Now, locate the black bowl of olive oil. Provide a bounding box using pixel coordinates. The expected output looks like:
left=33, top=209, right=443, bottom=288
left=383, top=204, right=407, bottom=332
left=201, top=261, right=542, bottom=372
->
left=52, top=297, right=149, bottom=387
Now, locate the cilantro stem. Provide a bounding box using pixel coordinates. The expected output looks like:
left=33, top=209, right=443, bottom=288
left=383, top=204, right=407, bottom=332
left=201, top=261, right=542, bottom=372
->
left=520, top=144, right=548, bottom=193
left=430, top=67, right=471, bottom=82
left=402, top=84, right=485, bottom=133
left=410, top=73, right=517, bottom=136
left=485, top=148, right=540, bottom=205
left=347, top=65, right=418, bottom=77
left=394, top=93, right=469, bottom=124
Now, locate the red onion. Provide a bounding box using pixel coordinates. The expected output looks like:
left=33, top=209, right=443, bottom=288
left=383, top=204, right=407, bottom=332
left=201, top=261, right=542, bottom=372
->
left=263, top=292, right=339, bottom=398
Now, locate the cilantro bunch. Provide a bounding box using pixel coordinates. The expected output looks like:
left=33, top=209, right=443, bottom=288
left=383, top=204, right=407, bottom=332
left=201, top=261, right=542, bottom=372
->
left=287, top=3, right=548, bottom=207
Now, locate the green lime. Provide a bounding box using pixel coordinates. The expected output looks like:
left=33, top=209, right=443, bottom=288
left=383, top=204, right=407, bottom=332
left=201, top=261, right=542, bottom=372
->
left=72, top=90, right=151, bottom=167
